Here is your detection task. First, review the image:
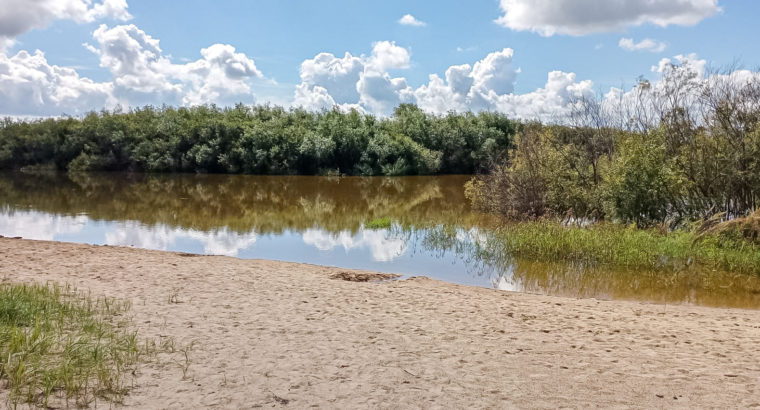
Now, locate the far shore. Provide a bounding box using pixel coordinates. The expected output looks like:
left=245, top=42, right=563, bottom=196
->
left=2, top=237, right=759, bottom=408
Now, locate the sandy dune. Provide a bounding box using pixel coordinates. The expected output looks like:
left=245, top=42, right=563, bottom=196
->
left=1, top=237, right=759, bottom=408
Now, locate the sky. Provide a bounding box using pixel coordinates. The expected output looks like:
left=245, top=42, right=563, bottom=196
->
left=1, top=0, right=758, bottom=119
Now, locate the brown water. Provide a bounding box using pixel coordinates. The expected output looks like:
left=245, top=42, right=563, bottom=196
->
left=1, top=171, right=759, bottom=308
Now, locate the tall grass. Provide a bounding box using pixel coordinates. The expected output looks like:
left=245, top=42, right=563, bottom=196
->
left=0, top=282, right=151, bottom=407
left=490, top=221, right=760, bottom=274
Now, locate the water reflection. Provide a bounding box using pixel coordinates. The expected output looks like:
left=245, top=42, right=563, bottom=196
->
left=104, top=222, right=258, bottom=257
left=1, top=171, right=759, bottom=308
left=0, top=172, right=481, bottom=233
left=507, top=260, right=760, bottom=308
left=302, top=228, right=408, bottom=262
left=0, top=210, right=87, bottom=240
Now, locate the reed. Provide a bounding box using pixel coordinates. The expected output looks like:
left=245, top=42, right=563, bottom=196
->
left=489, top=221, right=760, bottom=274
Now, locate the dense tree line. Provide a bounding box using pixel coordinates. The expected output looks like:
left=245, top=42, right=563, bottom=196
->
left=3, top=60, right=759, bottom=230
left=467, top=63, right=760, bottom=227
left=0, top=104, right=517, bottom=176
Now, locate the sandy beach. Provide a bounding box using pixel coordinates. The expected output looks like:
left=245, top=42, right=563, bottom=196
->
left=1, top=237, right=759, bottom=408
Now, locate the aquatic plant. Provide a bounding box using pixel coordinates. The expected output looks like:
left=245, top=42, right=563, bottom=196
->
left=365, top=217, right=393, bottom=230
left=490, top=221, right=760, bottom=274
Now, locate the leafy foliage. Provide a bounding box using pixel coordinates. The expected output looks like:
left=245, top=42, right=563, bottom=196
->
left=0, top=104, right=517, bottom=176
left=468, top=65, right=760, bottom=227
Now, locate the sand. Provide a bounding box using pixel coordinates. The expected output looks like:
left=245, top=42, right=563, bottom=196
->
left=1, top=237, right=759, bottom=408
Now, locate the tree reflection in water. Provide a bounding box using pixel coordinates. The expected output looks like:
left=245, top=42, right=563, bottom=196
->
left=1, top=171, right=759, bottom=308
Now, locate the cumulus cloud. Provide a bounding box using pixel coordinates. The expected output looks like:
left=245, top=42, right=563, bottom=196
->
left=358, top=73, right=412, bottom=114
left=651, top=53, right=706, bottom=77
left=0, top=1, right=133, bottom=115
left=87, top=24, right=178, bottom=99
left=1, top=21, right=264, bottom=116
left=495, top=0, right=721, bottom=36
left=413, top=48, right=521, bottom=113
left=293, top=44, right=598, bottom=120
left=412, top=48, right=594, bottom=121
left=0, top=0, right=131, bottom=51
left=470, top=48, right=518, bottom=96
left=177, top=43, right=263, bottom=106
left=398, top=14, right=427, bottom=27
left=367, top=41, right=411, bottom=72
left=486, top=71, right=595, bottom=120
left=297, top=52, right=364, bottom=105
left=619, top=38, right=667, bottom=53
left=87, top=24, right=262, bottom=106
left=0, top=49, right=114, bottom=116
left=293, top=41, right=411, bottom=114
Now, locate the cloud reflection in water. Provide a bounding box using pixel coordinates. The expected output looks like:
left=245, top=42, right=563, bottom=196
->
left=0, top=210, right=86, bottom=240
left=301, top=227, right=407, bottom=262
left=105, top=222, right=258, bottom=257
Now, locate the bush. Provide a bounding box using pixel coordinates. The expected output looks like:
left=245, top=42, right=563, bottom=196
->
left=0, top=104, right=517, bottom=176
left=603, top=129, right=683, bottom=226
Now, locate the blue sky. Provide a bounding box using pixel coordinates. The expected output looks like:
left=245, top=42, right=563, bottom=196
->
left=1, top=0, right=758, bottom=117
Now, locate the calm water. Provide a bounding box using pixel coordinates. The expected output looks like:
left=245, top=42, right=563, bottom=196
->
left=1, top=172, right=759, bottom=308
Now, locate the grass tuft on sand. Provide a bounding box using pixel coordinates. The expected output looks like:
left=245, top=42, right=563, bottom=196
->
left=0, top=282, right=151, bottom=407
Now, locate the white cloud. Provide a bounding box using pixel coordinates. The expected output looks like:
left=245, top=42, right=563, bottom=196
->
left=1, top=21, right=264, bottom=116
left=298, top=51, right=364, bottom=105
left=177, top=43, right=263, bottom=106
left=293, top=41, right=412, bottom=115
left=293, top=44, right=597, bottom=120
left=87, top=24, right=179, bottom=100
left=411, top=47, right=595, bottom=120
left=619, top=38, right=667, bottom=53
left=87, top=24, right=262, bottom=107
left=0, top=49, right=114, bottom=116
left=0, top=0, right=131, bottom=51
left=486, top=71, right=595, bottom=120
left=470, top=47, right=517, bottom=96
left=293, top=83, right=337, bottom=112
left=367, top=41, right=410, bottom=73
left=496, top=0, right=721, bottom=36
left=293, top=45, right=757, bottom=126
left=86, top=0, right=132, bottom=21
left=413, top=73, right=468, bottom=114
left=358, top=72, right=412, bottom=114
left=411, top=48, right=521, bottom=113
left=399, top=14, right=427, bottom=27
left=651, top=53, right=706, bottom=77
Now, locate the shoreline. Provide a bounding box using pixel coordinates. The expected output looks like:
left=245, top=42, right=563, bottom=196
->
left=2, top=238, right=759, bottom=407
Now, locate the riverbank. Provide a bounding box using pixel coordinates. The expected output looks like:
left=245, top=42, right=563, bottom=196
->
left=2, top=238, right=759, bottom=408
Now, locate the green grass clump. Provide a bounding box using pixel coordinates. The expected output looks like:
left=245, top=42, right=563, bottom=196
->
left=0, top=282, right=148, bottom=407
left=365, top=217, right=393, bottom=230
left=491, top=221, right=760, bottom=274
